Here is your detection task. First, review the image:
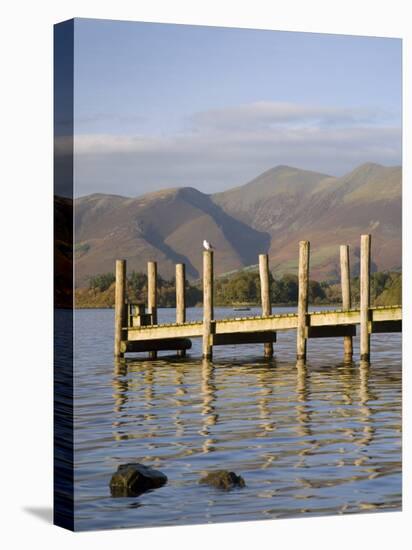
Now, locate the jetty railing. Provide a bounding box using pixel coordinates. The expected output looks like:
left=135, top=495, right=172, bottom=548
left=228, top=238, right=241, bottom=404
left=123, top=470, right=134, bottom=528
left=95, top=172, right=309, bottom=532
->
left=114, top=234, right=402, bottom=363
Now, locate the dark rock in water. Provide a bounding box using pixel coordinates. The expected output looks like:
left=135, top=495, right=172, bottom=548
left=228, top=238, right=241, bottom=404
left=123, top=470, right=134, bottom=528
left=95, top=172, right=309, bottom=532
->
left=199, top=470, right=245, bottom=490
left=110, top=463, right=167, bottom=497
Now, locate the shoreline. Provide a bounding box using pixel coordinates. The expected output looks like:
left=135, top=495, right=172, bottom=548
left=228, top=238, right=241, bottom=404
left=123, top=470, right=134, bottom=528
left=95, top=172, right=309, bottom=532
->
left=71, top=302, right=343, bottom=311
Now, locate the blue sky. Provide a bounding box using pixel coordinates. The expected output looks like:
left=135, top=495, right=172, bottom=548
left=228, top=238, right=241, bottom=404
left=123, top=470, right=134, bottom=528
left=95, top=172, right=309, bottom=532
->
left=71, top=18, right=401, bottom=196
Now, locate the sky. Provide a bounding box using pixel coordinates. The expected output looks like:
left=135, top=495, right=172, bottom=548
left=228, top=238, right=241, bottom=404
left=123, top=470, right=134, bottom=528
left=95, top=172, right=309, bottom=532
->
left=70, top=18, right=402, bottom=197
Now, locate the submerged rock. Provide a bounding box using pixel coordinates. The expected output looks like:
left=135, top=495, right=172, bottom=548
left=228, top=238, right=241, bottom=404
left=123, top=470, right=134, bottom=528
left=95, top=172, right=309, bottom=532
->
left=110, top=463, right=167, bottom=497
left=199, top=470, right=245, bottom=490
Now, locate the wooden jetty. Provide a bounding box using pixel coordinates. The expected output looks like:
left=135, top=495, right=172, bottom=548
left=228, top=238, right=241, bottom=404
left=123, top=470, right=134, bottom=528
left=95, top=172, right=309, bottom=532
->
left=114, top=234, right=402, bottom=363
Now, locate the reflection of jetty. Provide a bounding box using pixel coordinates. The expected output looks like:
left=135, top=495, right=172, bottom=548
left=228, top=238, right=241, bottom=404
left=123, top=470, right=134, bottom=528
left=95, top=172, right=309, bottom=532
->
left=114, top=235, right=401, bottom=362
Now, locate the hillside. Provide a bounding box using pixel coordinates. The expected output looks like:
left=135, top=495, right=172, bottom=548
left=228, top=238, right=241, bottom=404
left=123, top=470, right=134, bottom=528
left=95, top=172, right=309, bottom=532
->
left=71, top=162, right=401, bottom=285
left=212, top=163, right=401, bottom=280
left=213, top=165, right=334, bottom=230
left=74, top=187, right=270, bottom=285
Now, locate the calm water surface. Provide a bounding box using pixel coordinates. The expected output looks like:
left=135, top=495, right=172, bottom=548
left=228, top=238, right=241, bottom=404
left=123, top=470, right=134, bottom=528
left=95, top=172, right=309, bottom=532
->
left=73, top=307, right=402, bottom=531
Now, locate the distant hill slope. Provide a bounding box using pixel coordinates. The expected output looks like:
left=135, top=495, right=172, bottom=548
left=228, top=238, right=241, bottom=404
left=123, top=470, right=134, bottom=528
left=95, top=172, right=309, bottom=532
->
left=74, top=187, right=270, bottom=285
left=212, top=163, right=401, bottom=280
left=213, top=165, right=334, bottom=230
left=72, top=162, right=401, bottom=285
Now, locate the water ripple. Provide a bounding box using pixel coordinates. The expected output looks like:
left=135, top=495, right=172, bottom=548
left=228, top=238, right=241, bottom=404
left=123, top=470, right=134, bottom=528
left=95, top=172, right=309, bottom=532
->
left=72, top=307, right=401, bottom=530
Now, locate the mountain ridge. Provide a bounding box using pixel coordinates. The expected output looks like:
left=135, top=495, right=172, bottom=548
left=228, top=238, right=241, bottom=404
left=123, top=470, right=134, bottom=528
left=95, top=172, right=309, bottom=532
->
left=73, top=185, right=270, bottom=284
left=71, top=162, right=401, bottom=285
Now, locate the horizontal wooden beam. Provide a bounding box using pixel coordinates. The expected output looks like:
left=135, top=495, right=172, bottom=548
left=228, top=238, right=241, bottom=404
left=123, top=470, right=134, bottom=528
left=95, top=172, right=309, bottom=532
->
left=371, top=306, right=402, bottom=322
left=370, top=320, right=402, bottom=333
left=121, top=338, right=192, bottom=353
left=216, top=315, right=298, bottom=334
left=309, top=310, right=360, bottom=327
left=125, top=306, right=402, bottom=342
left=213, top=331, right=277, bottom=346
left=127, top=322, right=203, bottom=341
left=307, top=325, right=356, bottom=338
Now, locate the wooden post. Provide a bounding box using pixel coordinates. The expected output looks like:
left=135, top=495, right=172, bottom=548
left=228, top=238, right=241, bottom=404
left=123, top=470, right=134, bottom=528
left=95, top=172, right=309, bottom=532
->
left=340, top=245, right=353, bottom=362
left=297, top=241, right=310, bottom=361
left=360, top=234, right=371, bottom=361
left=147, top=261, right=158, bottom=359
left=176, top=263, right=186, bottom=357
left=202, top=250, right=214, bottom=359
left=259, top=254, right=273, bottom=358
left=114, top=259, right=126, bottom=358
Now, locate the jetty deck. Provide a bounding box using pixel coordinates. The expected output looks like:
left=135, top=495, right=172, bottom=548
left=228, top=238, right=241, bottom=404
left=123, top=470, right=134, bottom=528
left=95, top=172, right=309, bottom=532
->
left=114, top=235, right=402, bottom=363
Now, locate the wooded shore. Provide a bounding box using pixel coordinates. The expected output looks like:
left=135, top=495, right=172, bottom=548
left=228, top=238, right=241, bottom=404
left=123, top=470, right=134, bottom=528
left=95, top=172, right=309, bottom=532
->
left=74, top=269, right=401, bottom=309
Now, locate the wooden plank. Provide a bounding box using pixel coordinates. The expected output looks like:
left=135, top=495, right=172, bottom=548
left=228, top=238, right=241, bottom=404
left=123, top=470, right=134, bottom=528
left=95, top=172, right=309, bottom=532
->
left=216, top=315, right=298, bottom=333
left=114, top=259, right=126, bottom=358
left=297, top=240, right=310, bottom=360
left=296, top=241, right=310, bottom=361
left=340, top=244, right=353, bottom=360
left=127, top=303, right=146, bottom=327
left=202, top=250, right=214, bottom=359
left=147, top=261, right=158, bottom=359
left=372, top=306, right=402, bottom=322
left=308, top=325, right=356, bottom=339
left=310, top=307, right=401, bottom=327
left=147, top=261, right=158, bottom=323
left=127, top=322, right=203, bottom=341
left=259, top=254, right=273, bottom=357
left=371, top=320, right=402, bottom=334
left=121, top=338, right=192, bottom=354
left=213, top=331, right=277, bottom=346
left=176, top=263, right=186, bottom=357
left=309, top=310, right=360, bottom=326
left=125, top=306, right=402, bottom=343
left=360, top=234, right=371, bottom=360
left=131, top=313, right=152, bottom=327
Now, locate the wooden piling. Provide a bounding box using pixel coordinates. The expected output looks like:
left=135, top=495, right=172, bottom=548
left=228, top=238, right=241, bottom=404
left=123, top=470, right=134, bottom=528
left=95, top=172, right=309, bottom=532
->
left=114, top=259, right=126, bottom=358
left=202, top=250, right=214, bottom=359
left=147, top=261, right=158, bottom=359
left=259, top=254, right=273, bottom=358
left=340, top=245, right=353, bottom=362
left=360, top=234, right=371, bottom=361
left=176, top=263, right=186, bottom=357
left=297, top=241, right=310, bottom=361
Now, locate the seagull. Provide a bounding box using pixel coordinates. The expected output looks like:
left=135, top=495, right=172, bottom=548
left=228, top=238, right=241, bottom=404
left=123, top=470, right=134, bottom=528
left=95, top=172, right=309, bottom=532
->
left=203, top=240, right=214, bottom=250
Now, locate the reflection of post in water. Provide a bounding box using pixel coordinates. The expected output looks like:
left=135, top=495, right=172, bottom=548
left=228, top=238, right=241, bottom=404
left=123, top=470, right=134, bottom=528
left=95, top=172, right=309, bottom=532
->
left=112, top=360, right=129, bottom=440
left=294, top=360, right=318, bottom=469
left=113, top=358, right=127, bottom=376
left=357, top=360, right=375, bottom=448
left=296, top=360, right=308, bottom=402
left=173, top=366, right=187, bottom=438
left=143, top=362, right=156, bottom=420
left=200, top=359, right=218, bottom=453
left=113, top=360, right=128, bottom=412
left=338, top=362, right=357, bottom=406
left=256, top=368, right=275, bottom=436
left=336, top=362, right=358, bottom=443
left=112, top=361, right=129, bottom=413
left=111, top=361, right=159, bottom=443
left=295, top=360, right=312, bottom=437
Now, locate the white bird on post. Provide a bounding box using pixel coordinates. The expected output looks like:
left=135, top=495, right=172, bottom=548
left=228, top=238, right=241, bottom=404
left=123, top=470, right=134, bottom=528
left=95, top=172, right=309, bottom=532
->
left=203, top=240, right=213, bottom=251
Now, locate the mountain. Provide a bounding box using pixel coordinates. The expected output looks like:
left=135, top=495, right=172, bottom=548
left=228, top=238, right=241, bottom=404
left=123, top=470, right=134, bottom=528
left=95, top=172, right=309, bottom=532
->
left=72, top=162, right=401, bottom=285
left=213, top=165, right=335, bottom=230
left=74, top=187, right=270, bottom=285
left=212, top=163, right=401, bottom=280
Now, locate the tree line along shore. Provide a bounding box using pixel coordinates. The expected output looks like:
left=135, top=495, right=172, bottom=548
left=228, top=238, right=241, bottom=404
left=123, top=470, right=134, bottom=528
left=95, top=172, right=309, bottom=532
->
left=74, top=269, right=401, bottom=309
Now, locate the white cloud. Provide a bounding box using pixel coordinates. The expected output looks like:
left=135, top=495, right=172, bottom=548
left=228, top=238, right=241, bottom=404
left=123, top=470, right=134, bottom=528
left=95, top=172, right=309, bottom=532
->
left=72, top=101, right=401, bottom=196
left=188, top=101, right=392, bottom=131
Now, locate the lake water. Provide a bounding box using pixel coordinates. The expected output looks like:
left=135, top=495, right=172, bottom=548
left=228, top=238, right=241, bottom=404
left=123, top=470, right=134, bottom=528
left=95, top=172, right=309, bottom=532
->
left=72, top=307, right=402, bottom=531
